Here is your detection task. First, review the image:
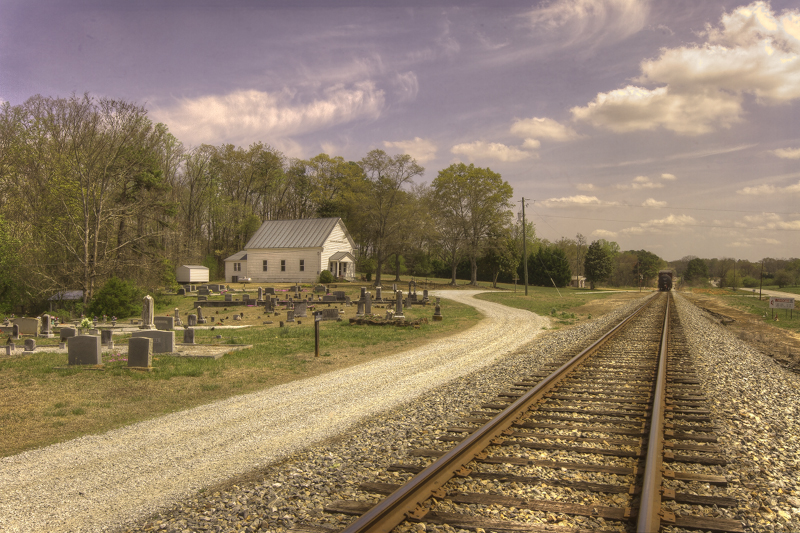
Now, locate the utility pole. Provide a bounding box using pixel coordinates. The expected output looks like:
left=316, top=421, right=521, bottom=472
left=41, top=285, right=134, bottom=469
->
left=522, top=198, right=529, bottom=296
left=759, top=260, right=763, bottom=300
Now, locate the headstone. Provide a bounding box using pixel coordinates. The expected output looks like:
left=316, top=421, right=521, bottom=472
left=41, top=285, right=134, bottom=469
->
left=365, top=292, right=372, bottom=315
left=140, top=295, right=156, bottom=330
left=5, top=345, right=12, bottom=356
left=40, top=314, right=53, bottom=338
left=385, top=310, right=394, bottom=320
left=433, top=303, right=443, bottom=321
left=131, top=330, right=175, bottom=353
left=153, top=317, right=174, bottom=331
left=321, top=308, right=340, bottom=321
left=423, top=289, right=429, bottom=300
left=183, top=328, right=195, bottom=344
left=68, top=335, right=102, bottom=365
left=174, top=308, right=182, bottom=326
left=243, top=294, right=250, bottom=304
left=265, top=287, right=275, bottom=295
left=360, top=287, right=367, bottom=300
left=404, top=295, right=411, bottom=309
left=264, top=298, right=273, bottom=312
left=224, top=294, right=233, bottom=302
left=376, top=287, right=382, bottom=301
left=436, top=297, right=441, bottom=305
left=257, top=287, right=264, bottom=301
left=395, top=290, right=405, bottom=319
left=14, top=318, right=40, bottom=336
left=24, top=339, right=36, bottom=351
left=392, top=283, right=397, bottom=292
left=198, top=287, right=210, bottom=296
left=11, top=324, right=19, bottom=339
left=295, top=301, right=308, bottom=317
left=101, top=330, right=113, bottom=345
left=356, top=301, right=365, bottom=316
left=322, top=295, right=337, bottom=302
left=286, top=310, right=295, bottom=323
left=197, top=307, right=207, bottom=324
left=314, top=284, right=326, bottom=293
left=197, top=295, right=208, bottom=302
left=177, top=288, right=186, bottom=296
left=188, top=314, right=197, bottom=326
left=60, top=327, right=77, bottom=342
left=128, top=337, right=152, bottom=368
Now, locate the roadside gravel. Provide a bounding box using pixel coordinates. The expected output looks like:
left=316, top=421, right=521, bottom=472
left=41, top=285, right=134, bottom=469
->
left=0, top=290, right=548, bottom=533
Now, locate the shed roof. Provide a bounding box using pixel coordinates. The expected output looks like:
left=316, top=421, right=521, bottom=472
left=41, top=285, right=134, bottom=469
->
left=224, top=251, right=248, bottom=262
left=48, top=290, right=84, bottom=301
left=329, top=251, right=355, bottom=261
left=180, top=265, right=208, bottom=269
left=245, top=218, right=344, bottom=249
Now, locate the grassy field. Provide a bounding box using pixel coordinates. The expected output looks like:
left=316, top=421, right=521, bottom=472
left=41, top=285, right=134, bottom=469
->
left=0, top=280, right=653, bottom=457
left=685, top=287, right=800, bottom=333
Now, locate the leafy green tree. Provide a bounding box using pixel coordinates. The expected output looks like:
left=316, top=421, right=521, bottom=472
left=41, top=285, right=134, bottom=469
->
left=87, top=277, right=143, bottom=319
left=632, top=250, right=666, bottom=286
left=775, top=269, right=794, bottom=288
left=525, top=245, right=571, bottom=287
left=683, top=258, right=709, bottom=283
left=583, top=240, right=614, bottom=289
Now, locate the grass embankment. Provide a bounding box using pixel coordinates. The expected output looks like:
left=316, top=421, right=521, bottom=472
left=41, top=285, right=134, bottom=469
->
left=685, top=287, right=800, bottom=333
left=0, top=285, right=478, bottom=457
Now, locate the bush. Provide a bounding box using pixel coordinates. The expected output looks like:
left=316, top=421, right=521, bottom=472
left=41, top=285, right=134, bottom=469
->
left=319, top=270, right=334, bottom=284
left=87, top=278, right=143, bottom=319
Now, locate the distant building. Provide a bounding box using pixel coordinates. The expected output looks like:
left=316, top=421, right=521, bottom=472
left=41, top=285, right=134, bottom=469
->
left=571, top=276, right=586, bottom=288
left=48, top=290, right=84, bottom=312
left=224, top=218, right=356, bottom=283
left=176, top=265, right=210, bottom=284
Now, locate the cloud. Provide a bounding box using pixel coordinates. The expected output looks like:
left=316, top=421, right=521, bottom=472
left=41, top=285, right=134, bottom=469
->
left=736, top=180, right=800, bottom=195
left=771, top=147, right=800, bottom=159
left=576, top=183, right=596, bottom=191
left=642, top=198, right=667, bottom=207
left=617, top=175, right=664, bottom=189
left=572, top=2, right=800, bottom=135
left=539, top=195, right=618, bottom=208
left=621, top=214, right=696, bottom=234
left=592, top=229, right=618, bottom=238
left=661, top=173, right=677, bottom=180
left=510, top=117, right=578, bottom=141
left=383, top=137, right=438, bottom=163
left=450, top=141, right=534, bottom=162
left=522, top=0, right=649, bottom=48
left=150, top=83, right=385, bottom=147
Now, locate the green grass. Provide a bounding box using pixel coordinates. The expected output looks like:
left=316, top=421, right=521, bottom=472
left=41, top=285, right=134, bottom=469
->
left=476, top=285, right=636, bottom=317
left=716, top=293, right=800, bottom=332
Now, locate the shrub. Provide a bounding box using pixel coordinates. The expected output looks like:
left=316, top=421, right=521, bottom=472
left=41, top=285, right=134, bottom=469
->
left=87, top=278, right=143, bottom=319
left=319, top=270, right=334, bottom=284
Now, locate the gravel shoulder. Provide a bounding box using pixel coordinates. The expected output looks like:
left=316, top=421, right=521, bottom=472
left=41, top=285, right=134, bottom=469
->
left=0, top=290, right=548, bottom=533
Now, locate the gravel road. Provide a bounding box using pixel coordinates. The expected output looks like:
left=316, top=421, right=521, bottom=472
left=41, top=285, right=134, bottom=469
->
left=0, top=291, right=548, bottom=533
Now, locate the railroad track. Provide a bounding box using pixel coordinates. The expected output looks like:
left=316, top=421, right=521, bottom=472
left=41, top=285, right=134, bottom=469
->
left=308, top=293, right=744, bottom=533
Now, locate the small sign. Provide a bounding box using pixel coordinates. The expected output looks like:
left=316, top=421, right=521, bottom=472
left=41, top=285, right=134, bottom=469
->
left=769, top=297, right=795, bottom=310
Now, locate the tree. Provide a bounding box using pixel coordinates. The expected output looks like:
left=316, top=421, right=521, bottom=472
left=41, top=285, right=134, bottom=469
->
left=583, top=240, right=614, bottom=289
left=632, top=250, right=665, bottom=286
left=356, top=150, right=424, bottom=287
left=683, top=258, right=709, bottom=284
left=526, top=245, right=571, bottom=287
left=432, top=163, right=513, bottom=285
left=87, top=277, right=143, bottom=319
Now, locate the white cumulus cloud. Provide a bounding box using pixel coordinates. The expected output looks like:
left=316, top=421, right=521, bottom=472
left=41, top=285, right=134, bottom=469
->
left=150, top=83, right=385, bottom=147
left=617, top=176, right=665, bottom=189
left=661, top=173, right=677, bottom=180
left=642, top=198, right=667, bottom=207
left=510, top=117, right=578, bottom=141
left=592, top=229, right=618, bottom=238
left=450, top=141, right=534, bottom=162
left=572, top=2, right=800, bottom=135
left=383, top=137, right=438, bottom=163
left=621, top=214, right=696, bottom=234
left=771, top=147, right=800, bottom=159
left=539, top=195, right=618, bottom=208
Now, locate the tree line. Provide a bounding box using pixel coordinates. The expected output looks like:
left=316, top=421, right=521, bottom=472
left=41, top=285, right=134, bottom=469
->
left=3, top=93, right=794, bottom=315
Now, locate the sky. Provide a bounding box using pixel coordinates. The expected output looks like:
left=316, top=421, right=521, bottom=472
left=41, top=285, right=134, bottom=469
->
left=1, top=0, right=799, bottom=262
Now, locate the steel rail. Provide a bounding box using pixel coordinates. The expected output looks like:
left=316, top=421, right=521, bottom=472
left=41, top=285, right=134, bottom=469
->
left=341, top=294, right=659, bottom=533
left=637, top=292, right=671, bottom=532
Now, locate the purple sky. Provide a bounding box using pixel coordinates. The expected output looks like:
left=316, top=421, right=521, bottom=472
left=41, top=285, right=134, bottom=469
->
left=2, top=0, right=799, bottom=261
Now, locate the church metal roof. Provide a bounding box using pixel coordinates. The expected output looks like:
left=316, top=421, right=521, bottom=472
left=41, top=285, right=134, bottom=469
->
left=244, top=218, right=344, bottom=249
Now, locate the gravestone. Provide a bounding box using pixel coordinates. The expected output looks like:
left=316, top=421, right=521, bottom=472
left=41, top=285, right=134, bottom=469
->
left=360, top=287, right=367, bottom=300
left=140, top=295, right=156, bottom=330
left=197, top=295, right=208, bottom=302
left=265, top=287, right=275, bottom=295
left=423, top=289, right=429, bottom=301
left=197, top=307, right=207, bottom=324
left=333, top=290, right=346, bottom=300
left=198, top=287, right=210, bottom=296
left=345, top=296, right=351, bottom=307
left=187, top=314, right=197, bottom=327
left=322, top=295, right=337, bottom=302
left=131, top=330, right=175, bottom=353
left=264, top=298, right=273, bottom=312
left=128, top=337, right=152, bottom=368
left=436, top=297, right=441, bottom=305
left=395, top=290, right=405, bottom=319
left=68, top=335, right=102, bottom=365
left=404, top=294, right=411, bottom=309
left=11, top=324, right=19, bottom=340
left=286, top=310, right=295, bottom=323
left=294, top=301, right=308, bottom=317
left=101, top=330, right=113, bottom=345
left=433, top=303, right=443, bottom=322
left=5, top=345, right=11, bottom=356
left=40, top=314, right=53, bottom=338
left=314, top=284, right=326, bottom=293
left=60, top=327, right=77, bottom=342
left=392, top=284, right=397, bottom=292
left=177, top=288, right=186, bottom=296
left=376, top=287, right=382, bottom=300
left=385, top=310, right=395, bottom=320
left=14, top=318, right=40, bottom=336
left=224, top=294, right=233, bottom=302
left=257, top=287, right=264, bottom=301
left=174, top=308, right=182, bottom=326
left=183, top=328, right=195, bottom=344
left=365, top=292, right=372, bottom=315
left=321, top=308, right=340, bottom=321
left=154, top=317, right=174, bottom=331
left=24, top=339, right=36, bottom=351
left=242, top=294, right=250, bottom=304
left=356, top=301, right=365, bottom=316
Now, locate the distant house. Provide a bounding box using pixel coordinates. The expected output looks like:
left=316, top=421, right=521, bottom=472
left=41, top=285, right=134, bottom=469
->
left=48, top=290, right=84, bottom=312
left=176, top=265, right=210, bottom=284
left=571, top=276, right=586, bottom=288
left=224, top=218, right=356, bottom=283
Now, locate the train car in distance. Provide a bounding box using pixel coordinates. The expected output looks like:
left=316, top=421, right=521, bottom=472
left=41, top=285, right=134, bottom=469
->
left=658, top=269, right=674, bottom=291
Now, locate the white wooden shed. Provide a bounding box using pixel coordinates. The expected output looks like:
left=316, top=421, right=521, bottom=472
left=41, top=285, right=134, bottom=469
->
left=176, top=265, right=210, bottom=284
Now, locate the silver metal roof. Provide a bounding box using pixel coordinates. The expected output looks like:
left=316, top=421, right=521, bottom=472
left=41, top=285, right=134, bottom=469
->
left=224, top=251, right=248, bottom=261
left=244, top=218, right=343, bottom=249
left=329, top=251, right=355, bottom=261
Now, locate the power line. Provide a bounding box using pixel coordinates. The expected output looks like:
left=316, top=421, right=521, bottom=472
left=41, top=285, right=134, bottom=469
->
left=532, top=213, right=800, bottom=232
